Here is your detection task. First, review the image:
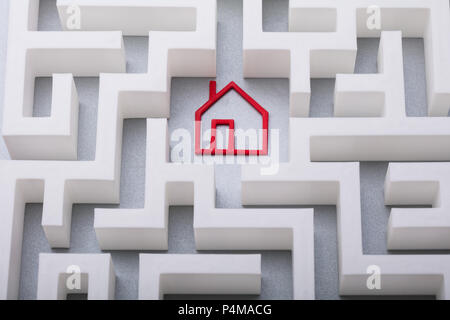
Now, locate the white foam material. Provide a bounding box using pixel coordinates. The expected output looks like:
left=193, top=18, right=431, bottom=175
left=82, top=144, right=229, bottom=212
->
left=138, top=254, right=261, bottom=299
left=36, top=253, right=115, bottom=300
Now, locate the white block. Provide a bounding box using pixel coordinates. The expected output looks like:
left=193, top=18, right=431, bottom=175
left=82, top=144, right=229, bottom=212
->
left=37, top=253, right=115, bottom=300
left=139, top=254, right=261, bottom=299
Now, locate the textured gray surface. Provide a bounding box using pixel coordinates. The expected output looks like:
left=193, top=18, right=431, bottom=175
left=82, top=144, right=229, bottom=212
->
left=0, top=0, right=447, bottom=300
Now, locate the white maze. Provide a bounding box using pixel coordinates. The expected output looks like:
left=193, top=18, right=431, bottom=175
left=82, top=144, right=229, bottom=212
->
left=1, top=0, right=450, bottom=299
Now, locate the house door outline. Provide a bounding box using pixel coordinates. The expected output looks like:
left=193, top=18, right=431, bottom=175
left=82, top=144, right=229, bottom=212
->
left=209, top=119, right=235, bottom=155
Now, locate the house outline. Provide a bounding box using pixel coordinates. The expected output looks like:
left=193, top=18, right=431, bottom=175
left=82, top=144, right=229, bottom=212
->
left=195, top=81, right=269, bottom=156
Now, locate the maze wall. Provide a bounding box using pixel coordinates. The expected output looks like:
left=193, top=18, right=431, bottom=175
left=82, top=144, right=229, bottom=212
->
left=1, top=0, right=450, bottom=300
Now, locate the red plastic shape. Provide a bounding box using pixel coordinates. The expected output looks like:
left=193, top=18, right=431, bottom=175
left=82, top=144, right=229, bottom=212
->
left=195, top=81, right=269, bottom=156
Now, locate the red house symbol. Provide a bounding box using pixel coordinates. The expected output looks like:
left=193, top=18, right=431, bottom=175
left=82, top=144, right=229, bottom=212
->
left=195, top=81, right=269, bottom=156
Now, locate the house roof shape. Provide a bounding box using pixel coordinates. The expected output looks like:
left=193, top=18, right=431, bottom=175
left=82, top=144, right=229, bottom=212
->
left=195, top=81, right=269, bottom=156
